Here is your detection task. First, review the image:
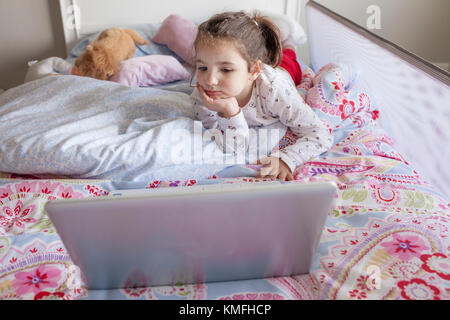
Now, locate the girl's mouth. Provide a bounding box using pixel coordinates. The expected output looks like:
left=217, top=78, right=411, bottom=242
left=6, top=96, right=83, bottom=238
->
left=205, top=90, right=221, bottom=97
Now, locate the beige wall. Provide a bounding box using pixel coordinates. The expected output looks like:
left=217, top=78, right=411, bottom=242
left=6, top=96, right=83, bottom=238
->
left=0, top=0, right=66, bottom=90
left=315, top=0, right=450, bottom=65
left=0, top=0, right=448, bottom=90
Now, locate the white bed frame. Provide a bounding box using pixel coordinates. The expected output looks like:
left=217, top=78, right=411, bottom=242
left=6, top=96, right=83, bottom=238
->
left=58, top=0, right=450, bottom=198
left=59, top=0, right=305, bottom=54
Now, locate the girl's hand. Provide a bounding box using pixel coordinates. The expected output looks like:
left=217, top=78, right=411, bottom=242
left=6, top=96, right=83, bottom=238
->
left=197, top=83, right=240, bottom=118
left=255, top=156, right=294, bottom=181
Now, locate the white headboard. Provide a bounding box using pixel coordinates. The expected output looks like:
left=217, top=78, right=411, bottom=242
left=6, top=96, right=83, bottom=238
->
left=59, top=0, right=303, bottom=55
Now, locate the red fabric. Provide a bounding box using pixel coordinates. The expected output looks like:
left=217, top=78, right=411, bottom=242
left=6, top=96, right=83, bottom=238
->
left=279, top=48, right=302, bottom=86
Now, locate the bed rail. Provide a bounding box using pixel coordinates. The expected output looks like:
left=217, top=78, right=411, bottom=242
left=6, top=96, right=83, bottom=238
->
left=306, top=0, right=450, bottom=197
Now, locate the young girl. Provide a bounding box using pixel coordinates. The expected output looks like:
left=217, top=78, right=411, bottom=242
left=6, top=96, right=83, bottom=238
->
left=191, top=11, right=332, bottom=181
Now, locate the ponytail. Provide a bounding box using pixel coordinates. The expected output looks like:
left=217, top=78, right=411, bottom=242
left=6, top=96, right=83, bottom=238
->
left=253, top=15, right=283, bottom=68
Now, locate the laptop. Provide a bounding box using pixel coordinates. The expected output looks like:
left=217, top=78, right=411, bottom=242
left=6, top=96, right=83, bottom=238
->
left=45, top=181, right=337, bottom=289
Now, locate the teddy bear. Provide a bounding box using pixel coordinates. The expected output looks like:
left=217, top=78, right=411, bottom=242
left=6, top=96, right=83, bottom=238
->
left=74, top=28, right=149, bottom=80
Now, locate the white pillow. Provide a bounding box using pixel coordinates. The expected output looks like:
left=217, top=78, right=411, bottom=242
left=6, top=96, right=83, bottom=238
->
left=260, top=11, right=308, bottom=45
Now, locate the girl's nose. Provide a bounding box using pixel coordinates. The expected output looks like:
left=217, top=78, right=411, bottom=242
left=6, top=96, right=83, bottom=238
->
left=205, top=71, right=219, bottom=86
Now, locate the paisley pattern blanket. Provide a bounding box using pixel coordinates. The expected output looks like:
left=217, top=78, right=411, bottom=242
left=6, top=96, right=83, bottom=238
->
left=0, top=63, right=448, bottom=300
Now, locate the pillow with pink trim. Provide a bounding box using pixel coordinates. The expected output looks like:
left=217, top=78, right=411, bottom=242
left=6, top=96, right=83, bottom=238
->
left=111, top=55, right=190, bottom=87
left=306, top=63, right=380, bottom=140
left=151, top=14, right=198, bottom=66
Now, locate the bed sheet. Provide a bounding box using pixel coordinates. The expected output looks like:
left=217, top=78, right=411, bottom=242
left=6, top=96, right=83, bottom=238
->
left=0, top=62, right=449, bottom=300
left=0, top=74, right=291, bottom=182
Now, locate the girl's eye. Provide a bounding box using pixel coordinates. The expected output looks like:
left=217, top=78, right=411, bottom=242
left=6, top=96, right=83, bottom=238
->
left=222, top=69, right=233, bottom=73
left=197, top=66, right=207, bottom=72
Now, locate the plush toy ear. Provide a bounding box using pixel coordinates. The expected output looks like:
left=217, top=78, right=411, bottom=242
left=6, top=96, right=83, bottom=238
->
left=86, top=44, right=93, bottom=52
left=94, top=49, right=108, bottom=66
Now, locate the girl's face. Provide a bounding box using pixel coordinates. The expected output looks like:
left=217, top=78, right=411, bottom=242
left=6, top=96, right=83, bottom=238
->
left=195, top=40, right=260, bottom=105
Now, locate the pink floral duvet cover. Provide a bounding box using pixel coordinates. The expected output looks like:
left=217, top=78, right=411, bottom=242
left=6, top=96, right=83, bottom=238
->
left=0, top=63, right=448, bottom=300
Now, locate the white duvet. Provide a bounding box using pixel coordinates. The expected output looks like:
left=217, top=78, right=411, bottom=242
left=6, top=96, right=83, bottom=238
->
left=0, top=75, right=284, bottom=181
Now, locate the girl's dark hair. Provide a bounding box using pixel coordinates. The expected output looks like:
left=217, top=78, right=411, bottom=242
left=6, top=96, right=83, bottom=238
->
left=194, top=11, right=282, bottom=69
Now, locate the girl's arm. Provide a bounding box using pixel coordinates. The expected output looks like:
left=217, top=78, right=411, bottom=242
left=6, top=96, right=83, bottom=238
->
left=264, top=78, right=333, bottom=173
left=191, top=88, right=219, bottom=129
left=191, top=88, right=250, bottom=155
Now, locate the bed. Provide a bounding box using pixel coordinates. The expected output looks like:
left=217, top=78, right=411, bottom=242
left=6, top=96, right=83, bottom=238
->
left=0, top=0, right=448, bottom=300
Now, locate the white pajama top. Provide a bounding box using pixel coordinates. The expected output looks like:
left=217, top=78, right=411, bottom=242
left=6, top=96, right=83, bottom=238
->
left=190, top=64, right=333, bottom=172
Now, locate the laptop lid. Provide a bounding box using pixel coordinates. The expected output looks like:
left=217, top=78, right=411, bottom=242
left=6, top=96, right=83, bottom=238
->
left=45, top=181, right=337, bottom=289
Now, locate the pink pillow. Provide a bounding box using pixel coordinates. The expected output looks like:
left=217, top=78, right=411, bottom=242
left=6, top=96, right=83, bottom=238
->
left=152, top=14, right=197, bottom=65
left=111, top=55, right=191, bottom=87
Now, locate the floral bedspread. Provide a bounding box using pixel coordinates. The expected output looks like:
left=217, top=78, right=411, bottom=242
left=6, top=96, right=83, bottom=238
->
left=0, top=63, right=448, bottom=300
